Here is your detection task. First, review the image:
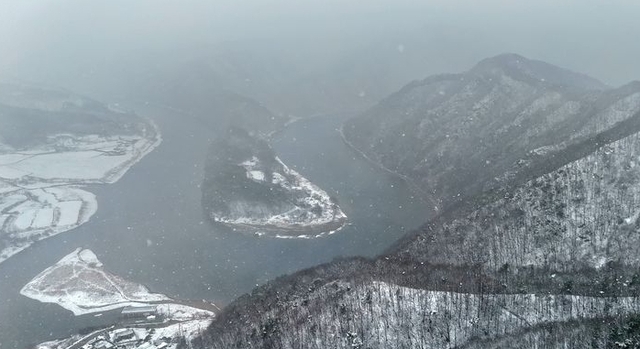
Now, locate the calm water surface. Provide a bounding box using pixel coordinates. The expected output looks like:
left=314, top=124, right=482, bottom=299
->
left=0, top=106, right=433, bottom=348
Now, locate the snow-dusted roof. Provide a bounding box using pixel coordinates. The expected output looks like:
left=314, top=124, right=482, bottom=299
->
left=121, top=305, right=157, bottom=314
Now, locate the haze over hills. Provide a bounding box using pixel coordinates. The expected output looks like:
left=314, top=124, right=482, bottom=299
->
left=343, top=53, right=640, bottom=210
left=13, top=36, right=439, bottom=121
left=0, top=83, right=160, bottom=264
left=4, top=2, right=640, bottom=349
left=0, top=83, right=150, bottom=149
left=195, top=55, right=640, bottom=348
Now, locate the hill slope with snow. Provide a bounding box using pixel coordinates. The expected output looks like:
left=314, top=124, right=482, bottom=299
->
left=196, top=55, right=640, bottom=348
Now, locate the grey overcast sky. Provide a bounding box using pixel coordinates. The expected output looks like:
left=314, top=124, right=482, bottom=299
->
left=1, top=0, right=639, bottom=87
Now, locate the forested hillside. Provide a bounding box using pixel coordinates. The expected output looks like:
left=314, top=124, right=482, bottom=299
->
left=343, top=54, right=640, bottom=209
left=395, top=126, right=640, bottom=272
left=192, top=55, right=640, bottom=348
left=200, top=279, right=640, bottom=349
left=202, top=128, right=345, bottom=237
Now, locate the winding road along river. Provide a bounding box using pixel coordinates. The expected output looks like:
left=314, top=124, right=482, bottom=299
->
left=0, top=105, right=434, bottom=348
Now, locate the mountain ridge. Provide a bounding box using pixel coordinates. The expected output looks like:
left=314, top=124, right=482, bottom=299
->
left=192, top=55, right=640, bottom=348
left=470, top=53, right=609, bottom=91
left=343, top=54, right=640, bottom=212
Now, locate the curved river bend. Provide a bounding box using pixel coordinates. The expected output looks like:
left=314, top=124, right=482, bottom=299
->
left=0, top=106, right=434, bottom=348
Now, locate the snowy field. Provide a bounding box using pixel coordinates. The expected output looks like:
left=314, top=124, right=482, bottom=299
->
left=25, top=248, right=215, bottom=349
left=21, top=248, right=216, bottom=318
left=20, top=248, right=171, bottom=315
left=0, top=123, right=161, bottom=186
left=0, top=120, right=161, bottom=265
left=0, top=187, right=97, bottom=263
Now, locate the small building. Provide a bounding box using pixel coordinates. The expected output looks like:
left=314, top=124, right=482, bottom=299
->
left=112, top=328, right=136, bottom=343
left=93, top=340, right=114, bottom=349
left=120, top=305, right=158, bottom=319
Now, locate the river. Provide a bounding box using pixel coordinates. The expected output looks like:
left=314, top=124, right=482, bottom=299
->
left=0, top=105, right=434, bottom=348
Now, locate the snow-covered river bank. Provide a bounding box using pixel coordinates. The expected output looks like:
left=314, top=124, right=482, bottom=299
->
left=0, top=106, right=433, bottom=348
left=0, top=124, right=161, bottom=265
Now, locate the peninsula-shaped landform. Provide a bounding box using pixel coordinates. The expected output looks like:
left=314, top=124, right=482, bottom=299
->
left=202, top=127, right=346, bottom=238
left=23, top=248, right=216, bottom=349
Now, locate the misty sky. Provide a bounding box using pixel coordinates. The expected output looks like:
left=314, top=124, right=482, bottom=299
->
left=1, top=0, right=640, bottom=88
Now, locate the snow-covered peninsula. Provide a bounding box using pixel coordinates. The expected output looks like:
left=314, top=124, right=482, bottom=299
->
left=23, top=248, right=216, bottom=349
left=213, top=155, right=347, bottom=238
left=203, top=128, right=347, bottom=238
left=21, top=248, right=170, bottom=315
left=0, top=83, right=161, bottom=264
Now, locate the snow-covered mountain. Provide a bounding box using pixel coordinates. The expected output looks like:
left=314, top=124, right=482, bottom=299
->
left=343, top=53, right=640, bottom=209
left=194, top=55, right=640, bottom=348
left=396, top=127, right=640, bottom=273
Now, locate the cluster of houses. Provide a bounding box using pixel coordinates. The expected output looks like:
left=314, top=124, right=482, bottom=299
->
left=80, top=306, right=174, bottom=349
left=81, top=329, right=172, bottom=349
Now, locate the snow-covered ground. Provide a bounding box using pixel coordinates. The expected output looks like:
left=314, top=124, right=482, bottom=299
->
left=25, top=248, right=215, bottom=349
left=0, top=120, right=161, bottom=265
left=20, top=248, right=171, bottom=315
left=21, top=248, right=217, bottom=319
left=341, top=281, right=640, bottom=348
left=213, top=156, right=347, bottom=238
left=0, top=123, right=161, bottom=185
left=0, top=187, right=97, bottom=264
left=34, top=318, right=212, bottom=349
left=156, top=303, right=215, bottom=321
left=254, top=279, right=640, bottom=349
left=403, top=129, right=640, bottom=271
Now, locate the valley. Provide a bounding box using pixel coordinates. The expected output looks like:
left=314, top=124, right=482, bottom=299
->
left=0, top=7, right=639, bottom=347
left=22, top=53, right=640, bottom=349
left=0, top=98, right=431, bottom=348
left=200, top=55, right=640, bottom=348
left=3, top=2, right=640, bottom=348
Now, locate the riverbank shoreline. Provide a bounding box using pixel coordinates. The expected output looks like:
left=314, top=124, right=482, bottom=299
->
left=0, top=102, right=434, bottom=349
left=338, top=125, right=438, bottom=209
left=0, top=115, right=163, bottom=268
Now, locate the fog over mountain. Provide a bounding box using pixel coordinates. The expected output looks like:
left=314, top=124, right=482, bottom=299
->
left=3, top=1, right=640, bottom=96
left=343, top=53, right=640, bottom=209
left=199, top=55, right=640, bottom=349
left=1, top=1, right=640, bottom=349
